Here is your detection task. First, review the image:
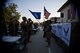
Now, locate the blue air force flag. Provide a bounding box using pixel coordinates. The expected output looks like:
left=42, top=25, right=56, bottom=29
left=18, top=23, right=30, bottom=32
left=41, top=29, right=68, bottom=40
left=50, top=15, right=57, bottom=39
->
left=29, top=10, right=41, bottom=19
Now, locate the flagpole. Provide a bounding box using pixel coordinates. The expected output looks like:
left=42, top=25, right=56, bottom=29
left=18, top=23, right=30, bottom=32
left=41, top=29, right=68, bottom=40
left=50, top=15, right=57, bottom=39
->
left=43, top=0, right=45, bottom=22
left=43, top=14, right=45, bottom=22
left=36, top=19, right=40, bottom=23
left=43, top=0, right=48, bottom=21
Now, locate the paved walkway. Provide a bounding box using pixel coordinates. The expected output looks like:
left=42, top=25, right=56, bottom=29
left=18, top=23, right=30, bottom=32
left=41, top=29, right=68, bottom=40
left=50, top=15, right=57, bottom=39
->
left=21, top=27, right=64, bottom=53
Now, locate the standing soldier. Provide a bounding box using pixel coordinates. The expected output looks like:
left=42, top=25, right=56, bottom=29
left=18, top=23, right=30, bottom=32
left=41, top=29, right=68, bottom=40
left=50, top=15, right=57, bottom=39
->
left=21, top=17, right=28, bottom=46
left=27, top=18, right=33, bottom=42
left=43, top=21, right=48, bottom=38
left=15, top=20, right=19, bottom=35
left=8, top=18, right=19, bottom=36
left=45, top=20, right=52, bottom=47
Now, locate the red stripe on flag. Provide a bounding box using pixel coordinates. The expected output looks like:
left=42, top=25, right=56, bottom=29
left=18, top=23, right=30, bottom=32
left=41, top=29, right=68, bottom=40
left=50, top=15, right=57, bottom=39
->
left=44, top=7, right=51, bottom=19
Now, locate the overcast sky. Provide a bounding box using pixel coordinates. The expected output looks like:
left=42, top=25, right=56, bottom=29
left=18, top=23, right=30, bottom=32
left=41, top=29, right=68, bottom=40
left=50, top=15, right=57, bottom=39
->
left=6, top=0, right=67, bottom=22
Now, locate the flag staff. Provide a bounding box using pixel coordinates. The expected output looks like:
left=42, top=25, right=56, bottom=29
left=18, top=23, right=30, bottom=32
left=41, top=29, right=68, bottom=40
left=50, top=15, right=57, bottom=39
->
left=43, top=0, right=45, bottom=22
left=36, top=19, right=40, bottom=23
left=43, top=0, right=51, bottom=22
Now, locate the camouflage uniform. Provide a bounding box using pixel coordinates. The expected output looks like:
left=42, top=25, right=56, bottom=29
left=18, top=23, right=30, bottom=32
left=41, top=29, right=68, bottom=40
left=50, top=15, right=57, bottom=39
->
left=21, top=17, right=28, bottom=45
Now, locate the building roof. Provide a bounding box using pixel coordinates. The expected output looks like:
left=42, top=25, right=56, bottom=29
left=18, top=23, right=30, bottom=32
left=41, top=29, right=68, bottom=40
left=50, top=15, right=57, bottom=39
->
left=57, top=1, right=70, bottom=12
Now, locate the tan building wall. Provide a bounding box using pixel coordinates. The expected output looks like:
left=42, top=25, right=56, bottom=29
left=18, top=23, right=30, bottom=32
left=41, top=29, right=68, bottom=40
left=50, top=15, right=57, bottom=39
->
left=60, top=4, right=78, bottom=23
left=60, top=4, right=70, bottom=23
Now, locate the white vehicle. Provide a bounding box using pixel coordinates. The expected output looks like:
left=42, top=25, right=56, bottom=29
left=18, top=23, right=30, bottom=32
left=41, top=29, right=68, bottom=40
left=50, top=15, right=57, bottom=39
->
left=32, top=23, right=39, bottom=34
left=2, top=35, right=26, bottom=51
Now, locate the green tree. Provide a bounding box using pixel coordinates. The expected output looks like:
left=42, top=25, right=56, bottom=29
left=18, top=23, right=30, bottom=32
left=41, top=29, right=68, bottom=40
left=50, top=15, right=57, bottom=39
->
left=3, top=3, right=21, bottom=25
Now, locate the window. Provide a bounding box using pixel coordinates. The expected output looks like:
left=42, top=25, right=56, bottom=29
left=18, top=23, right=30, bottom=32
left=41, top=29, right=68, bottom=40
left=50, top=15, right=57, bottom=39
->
left=68, top=9, right=70, bottom=19
left=61, top=13, right=64, bottom=18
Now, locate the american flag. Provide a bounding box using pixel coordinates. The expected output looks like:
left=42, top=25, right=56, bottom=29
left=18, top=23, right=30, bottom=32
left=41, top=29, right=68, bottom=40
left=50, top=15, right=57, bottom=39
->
left=44, top=7, right=51, bottom=19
